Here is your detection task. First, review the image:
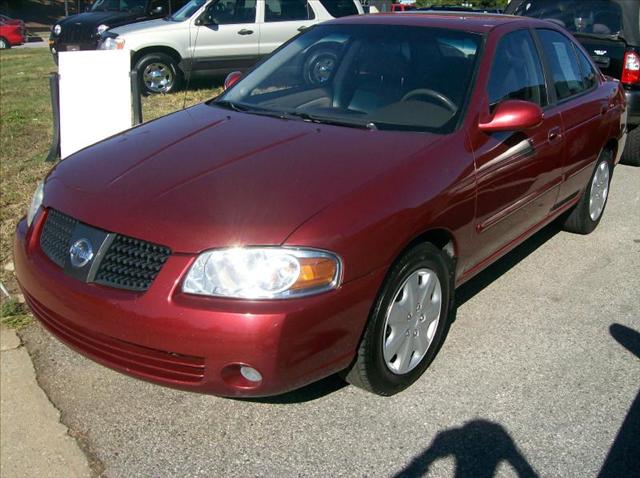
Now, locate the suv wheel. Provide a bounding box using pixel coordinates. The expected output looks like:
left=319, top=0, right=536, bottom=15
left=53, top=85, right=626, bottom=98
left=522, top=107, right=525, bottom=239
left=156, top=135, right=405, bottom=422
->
left=135, top=52, right=182, bottom=95
left=621, top=126, right=640, bottom=166
left=0, top=38, right=9, bottom=50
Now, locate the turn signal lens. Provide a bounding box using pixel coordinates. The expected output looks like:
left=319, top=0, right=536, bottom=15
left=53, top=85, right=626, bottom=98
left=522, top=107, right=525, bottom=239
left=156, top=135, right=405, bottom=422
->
left=292, top=257, right=339, bottom=290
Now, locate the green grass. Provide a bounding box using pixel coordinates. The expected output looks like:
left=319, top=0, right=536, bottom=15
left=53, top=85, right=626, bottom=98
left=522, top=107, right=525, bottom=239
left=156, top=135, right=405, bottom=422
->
left=1, top=297, right=32, bottom=329
left=0, top=47, right=221, bottom=294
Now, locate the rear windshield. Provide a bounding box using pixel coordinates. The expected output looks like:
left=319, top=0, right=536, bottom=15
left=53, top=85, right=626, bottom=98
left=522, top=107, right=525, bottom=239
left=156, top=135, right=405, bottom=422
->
left=513, top=0, right=623, bottom=36
left=319, top=0, right=358, bottom=17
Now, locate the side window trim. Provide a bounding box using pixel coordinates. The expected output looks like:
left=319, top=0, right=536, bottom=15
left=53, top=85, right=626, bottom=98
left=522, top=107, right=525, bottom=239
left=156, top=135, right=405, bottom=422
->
left=529, top=26, right=556, bottom=108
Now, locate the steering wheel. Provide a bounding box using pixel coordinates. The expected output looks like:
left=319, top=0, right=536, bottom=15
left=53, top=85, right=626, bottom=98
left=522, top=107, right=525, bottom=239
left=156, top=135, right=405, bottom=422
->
left=401, top=89, right=458, bottom=114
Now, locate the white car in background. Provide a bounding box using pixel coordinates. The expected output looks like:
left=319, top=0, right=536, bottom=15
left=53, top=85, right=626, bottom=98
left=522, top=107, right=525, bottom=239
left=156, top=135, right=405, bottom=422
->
left=100, top=0, right=363, bottom=94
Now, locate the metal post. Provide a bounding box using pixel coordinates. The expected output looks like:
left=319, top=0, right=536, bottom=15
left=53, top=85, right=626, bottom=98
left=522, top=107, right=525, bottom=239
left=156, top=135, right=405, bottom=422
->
left=46, top=72, right=61, bottom=162
left=130, top=70, right=143, bottom=126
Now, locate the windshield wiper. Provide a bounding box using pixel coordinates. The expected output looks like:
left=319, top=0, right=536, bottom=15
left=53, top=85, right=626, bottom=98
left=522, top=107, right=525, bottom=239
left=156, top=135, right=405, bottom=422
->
left=286, top=111, right=376, bottom=130
left=214, top=101, right=376, bottom=130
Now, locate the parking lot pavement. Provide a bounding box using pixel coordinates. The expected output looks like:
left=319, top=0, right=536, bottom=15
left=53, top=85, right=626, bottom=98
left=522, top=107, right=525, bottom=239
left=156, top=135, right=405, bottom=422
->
left=19, top=165, right=640, bottom=478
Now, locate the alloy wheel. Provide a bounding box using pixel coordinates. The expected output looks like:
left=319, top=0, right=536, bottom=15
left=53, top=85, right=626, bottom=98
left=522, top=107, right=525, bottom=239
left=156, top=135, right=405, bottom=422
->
left=142, top=62, right=174, bottom=94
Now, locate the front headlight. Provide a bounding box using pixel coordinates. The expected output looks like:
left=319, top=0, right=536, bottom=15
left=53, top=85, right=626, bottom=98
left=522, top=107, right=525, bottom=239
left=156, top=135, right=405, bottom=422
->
left=53, top=24, right=61, bottom=36
left=183, top=247, right=342, bottom=299
left=26, top=181, right=44, bottom=227
left=99, top=36, right=125, bottom=50
left=96, top=24, right=109, bottom=35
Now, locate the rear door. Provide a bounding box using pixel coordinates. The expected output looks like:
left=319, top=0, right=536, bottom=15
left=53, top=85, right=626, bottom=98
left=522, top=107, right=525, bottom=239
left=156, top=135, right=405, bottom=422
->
left=258, top=0, right=316, bottom=56
left=535, top=28, right=612, bottom=204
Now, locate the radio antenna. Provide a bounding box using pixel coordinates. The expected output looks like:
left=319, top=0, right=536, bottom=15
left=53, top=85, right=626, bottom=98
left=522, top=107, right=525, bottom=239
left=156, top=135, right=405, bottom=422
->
left=183, top=13, right=201, bottom=110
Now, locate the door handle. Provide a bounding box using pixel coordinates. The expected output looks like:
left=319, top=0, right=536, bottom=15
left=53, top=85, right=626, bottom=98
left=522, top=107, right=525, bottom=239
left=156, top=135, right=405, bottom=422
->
left=297, top=25, right=310, bottom=32
left=237, top=29, right=253, bottom=35
left=548, top=127, right=562, bottom=142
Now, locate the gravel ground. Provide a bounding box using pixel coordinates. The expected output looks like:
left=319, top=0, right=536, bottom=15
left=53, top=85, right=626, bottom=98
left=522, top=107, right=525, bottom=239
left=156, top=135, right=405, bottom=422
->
left=20, top=164, right=640, bottom=478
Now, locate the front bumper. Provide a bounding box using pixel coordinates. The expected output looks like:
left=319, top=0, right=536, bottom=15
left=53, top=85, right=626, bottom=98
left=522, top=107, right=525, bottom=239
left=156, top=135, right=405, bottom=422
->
left=49, top=37, right=99, bottom=58
left=14, top=213, right=383, bottom=397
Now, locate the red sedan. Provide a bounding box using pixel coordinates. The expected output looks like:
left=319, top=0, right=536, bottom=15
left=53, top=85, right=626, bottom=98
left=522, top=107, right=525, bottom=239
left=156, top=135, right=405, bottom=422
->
left=15, top=14, right=626, bottom=397
left=0, top=14, right=26, bottom=49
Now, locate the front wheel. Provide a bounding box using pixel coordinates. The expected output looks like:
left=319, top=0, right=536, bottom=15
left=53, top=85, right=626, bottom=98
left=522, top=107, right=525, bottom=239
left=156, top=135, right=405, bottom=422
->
left=0, top=37, right=9, bottom=50
left=562, top=149, right=612, bottom=234
left=134, top=52, right=182, bottom=95
left=343, top=243, right=453, bottom=396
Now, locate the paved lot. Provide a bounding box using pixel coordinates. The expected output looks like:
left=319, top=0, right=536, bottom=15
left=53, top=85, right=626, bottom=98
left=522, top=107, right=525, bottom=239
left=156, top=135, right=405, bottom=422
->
left=20, top=165, right=640, bottom=478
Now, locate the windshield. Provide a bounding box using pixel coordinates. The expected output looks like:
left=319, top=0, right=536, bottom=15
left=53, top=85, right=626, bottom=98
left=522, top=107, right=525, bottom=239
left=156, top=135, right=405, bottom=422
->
left=91, top=0, right=148, bottom=12
left=514, top=0, right=623, bottom=36
left=169, top=0, right=206, bottom=20
left=216, top=24, right=481, bottom=133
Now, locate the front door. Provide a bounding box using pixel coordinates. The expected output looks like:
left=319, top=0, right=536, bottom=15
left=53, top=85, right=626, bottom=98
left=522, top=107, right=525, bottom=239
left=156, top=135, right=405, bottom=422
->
left=467, top=28, right=565, bottom=271
left=190, top=0, right=260, bottom=72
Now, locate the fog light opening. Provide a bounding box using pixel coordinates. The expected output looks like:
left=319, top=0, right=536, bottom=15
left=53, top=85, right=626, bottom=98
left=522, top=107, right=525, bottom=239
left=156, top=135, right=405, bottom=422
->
left=240, top=366, right=262, bottom=383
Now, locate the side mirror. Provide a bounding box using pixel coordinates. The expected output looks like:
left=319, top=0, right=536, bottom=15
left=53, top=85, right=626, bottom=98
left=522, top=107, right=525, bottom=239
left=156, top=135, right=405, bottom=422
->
left=478, top=100, right=544, bottom=133
left=224, top=71, right=242, bottom=90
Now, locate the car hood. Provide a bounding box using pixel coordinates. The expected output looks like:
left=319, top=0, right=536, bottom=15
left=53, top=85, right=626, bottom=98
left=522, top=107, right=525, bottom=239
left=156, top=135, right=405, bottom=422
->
left=58, top=11, right=140, bottom=28
left=45, top=103, right=441, bottom=253
left=110, top=18, right=176, bottom=36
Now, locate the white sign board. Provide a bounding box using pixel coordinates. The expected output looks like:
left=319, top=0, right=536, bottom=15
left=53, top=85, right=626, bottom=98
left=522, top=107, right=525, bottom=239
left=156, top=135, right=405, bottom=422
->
left=58, top=50, right=132, bottom=159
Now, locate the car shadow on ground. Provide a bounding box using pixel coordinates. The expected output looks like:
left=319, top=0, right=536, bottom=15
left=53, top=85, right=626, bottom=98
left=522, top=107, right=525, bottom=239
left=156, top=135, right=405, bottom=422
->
left=598, top=324, right=640, bottom=477
left=392, top=419, right=539, bottom=478
left=244, top=222, right=564, bottom=404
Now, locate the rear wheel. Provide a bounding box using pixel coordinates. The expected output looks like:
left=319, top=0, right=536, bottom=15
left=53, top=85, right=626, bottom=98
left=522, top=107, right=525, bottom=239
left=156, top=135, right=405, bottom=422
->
left=343, top=243, right=453, bottom=396
left=134, top=52, right=182, bottom=95
left=0, top=37, right=9, bottom=50
left=621, top=126, right=640, bottom=166
left=562, top=149, right=612, bottom=234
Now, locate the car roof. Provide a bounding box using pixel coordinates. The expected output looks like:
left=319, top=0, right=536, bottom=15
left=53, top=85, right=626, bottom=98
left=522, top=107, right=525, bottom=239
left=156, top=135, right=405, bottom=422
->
left=328, top=12, right=544, bottom=34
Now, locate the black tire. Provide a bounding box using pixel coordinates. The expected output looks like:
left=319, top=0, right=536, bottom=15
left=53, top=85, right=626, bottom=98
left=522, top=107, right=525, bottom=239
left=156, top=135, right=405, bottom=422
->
left=562, top=149, right=613, bottom=235
left=621, top=126, right=640, bottom=166
left=0, top=37, right=10, bottom=50
left=343, top=243, right=453, bottom=396
left=302, top=44, right=339, bottom=86
left=134, top=52, right=182, bottom=96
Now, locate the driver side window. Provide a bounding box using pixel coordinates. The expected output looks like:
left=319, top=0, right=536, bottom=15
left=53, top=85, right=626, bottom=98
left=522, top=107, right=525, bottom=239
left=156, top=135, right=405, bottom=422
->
left=204, top=0, right=256, bottom=24
left=487, top=30, right=547, bottom=108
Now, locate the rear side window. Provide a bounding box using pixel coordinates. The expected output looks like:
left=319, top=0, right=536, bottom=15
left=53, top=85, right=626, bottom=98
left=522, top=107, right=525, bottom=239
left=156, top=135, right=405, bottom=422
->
left=513, top=0, right=623, bottom=36
left=265, top=0, right=314, bottom=21
left=537, top=29, right=584, bottom=100
left=318, top=0, right=358, bottom=17
left=487, top=29, right=547, bottom=107
left=576, top=47, right=598, bottom=89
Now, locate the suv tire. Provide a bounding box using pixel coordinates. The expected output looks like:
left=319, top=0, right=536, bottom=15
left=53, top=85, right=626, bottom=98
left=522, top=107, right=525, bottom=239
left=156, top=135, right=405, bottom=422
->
left=134, top=52, right=182, bottom=95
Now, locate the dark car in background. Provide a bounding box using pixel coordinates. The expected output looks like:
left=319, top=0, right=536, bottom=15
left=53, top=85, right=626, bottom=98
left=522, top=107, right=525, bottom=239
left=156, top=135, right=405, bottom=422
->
left=505, top=0, right=640, bottom=166
left=49, top=0, right=187, bottom=58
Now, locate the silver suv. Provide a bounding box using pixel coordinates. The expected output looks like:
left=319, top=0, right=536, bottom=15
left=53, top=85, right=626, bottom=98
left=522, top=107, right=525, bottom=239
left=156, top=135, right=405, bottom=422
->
left=99, top=0, right=363, bottom=94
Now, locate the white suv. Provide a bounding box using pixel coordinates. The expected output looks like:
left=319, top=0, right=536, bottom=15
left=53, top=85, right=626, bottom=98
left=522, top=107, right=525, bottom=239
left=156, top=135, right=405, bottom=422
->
left=99, top=0, right=363, bottom=94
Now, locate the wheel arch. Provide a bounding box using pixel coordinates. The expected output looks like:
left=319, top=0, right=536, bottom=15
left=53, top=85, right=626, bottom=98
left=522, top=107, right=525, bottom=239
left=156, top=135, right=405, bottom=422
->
left=132, top=46, right=182, bottom=69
